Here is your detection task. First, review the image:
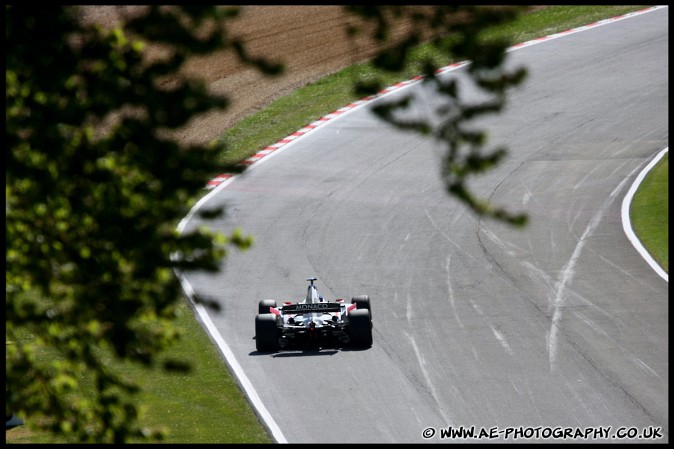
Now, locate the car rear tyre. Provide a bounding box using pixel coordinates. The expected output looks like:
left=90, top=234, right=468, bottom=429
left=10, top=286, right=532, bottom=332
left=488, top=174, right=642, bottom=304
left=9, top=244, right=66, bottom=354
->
left=255, top=314, right=279, bottom=352
left=258, top=299, right=277, bottom=315
left=348, top=309, right=372, bottom=348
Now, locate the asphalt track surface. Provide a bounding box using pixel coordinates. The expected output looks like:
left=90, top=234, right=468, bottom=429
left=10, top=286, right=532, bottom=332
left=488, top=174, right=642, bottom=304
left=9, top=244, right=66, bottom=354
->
left=179, top=7, right=668, bottom=444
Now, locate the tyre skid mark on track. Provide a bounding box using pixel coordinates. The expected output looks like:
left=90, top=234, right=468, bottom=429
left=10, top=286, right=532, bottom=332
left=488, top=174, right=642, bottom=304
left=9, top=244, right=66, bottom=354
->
left=403, top=330, right=455, bottom=427
left=548, top=164, right=639, bottom=371
left=444, top=255, right=464, bottom=330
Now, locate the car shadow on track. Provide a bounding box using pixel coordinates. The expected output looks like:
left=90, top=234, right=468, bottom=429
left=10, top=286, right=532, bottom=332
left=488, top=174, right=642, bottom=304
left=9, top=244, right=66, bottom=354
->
left=249, top=341, right=371, bottom=357
left=249, top=348, right=337, bottom=357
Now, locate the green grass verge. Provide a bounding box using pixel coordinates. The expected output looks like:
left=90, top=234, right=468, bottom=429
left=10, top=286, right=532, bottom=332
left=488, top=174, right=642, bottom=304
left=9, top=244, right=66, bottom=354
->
left=631, top=153, right=668, bottom=272
left=6, top=297, right=272, bottom=444
left=128, top=300, right=273, bottom=444
left=7, top=5, right=660, bottom=444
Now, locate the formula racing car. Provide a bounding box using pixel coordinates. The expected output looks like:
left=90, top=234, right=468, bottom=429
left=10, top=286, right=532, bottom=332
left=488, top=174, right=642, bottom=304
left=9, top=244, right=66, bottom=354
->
left=255, top=278, right=372, bottom=351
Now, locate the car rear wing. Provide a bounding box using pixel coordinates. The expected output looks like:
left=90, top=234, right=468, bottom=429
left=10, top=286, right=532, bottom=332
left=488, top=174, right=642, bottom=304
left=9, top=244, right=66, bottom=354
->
left=281, top=302, right=342, bottom=314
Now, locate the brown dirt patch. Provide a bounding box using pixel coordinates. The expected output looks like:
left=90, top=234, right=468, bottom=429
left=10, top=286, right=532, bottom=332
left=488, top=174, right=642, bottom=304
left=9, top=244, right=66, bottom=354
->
left=77, top=6, right=429, bottom=146
left=77, top=6, right=544, bottom=146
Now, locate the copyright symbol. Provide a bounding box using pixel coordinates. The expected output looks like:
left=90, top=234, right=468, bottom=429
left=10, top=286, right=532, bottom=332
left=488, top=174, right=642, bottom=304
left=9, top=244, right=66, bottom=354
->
left=423, top=427, right=436, bottom=439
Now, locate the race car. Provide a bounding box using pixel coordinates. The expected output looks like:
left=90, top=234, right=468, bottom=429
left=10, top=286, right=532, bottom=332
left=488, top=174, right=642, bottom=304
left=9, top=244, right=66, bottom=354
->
left=255, top=277, right=372, bottom=351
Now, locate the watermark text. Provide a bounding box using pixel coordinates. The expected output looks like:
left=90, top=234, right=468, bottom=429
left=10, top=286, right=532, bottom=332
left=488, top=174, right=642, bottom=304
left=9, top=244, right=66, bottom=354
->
left=421, top=425, right=663, bottom=441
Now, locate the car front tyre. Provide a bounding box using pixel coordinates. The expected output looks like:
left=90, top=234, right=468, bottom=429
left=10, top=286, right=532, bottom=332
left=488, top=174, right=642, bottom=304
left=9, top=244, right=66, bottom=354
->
left=258, top=299, right=277, bottom=315
left=351, top=295, right=371, bottom=321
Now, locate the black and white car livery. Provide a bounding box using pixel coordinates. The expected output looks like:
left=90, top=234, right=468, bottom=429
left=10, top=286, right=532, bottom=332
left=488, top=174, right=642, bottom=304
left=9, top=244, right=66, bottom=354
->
left=255, top=278, right=372, bottom=351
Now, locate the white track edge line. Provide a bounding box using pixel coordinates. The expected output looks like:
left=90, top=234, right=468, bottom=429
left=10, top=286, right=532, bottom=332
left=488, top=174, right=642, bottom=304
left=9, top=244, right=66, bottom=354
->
left=174, top=271, right=289, bottom=443
left=621, top=147, right=669, bottom=282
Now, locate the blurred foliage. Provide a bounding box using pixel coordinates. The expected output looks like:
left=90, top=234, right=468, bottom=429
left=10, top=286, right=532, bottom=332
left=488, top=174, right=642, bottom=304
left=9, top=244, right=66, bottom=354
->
left=6, top=4, right=528, bottom=444
left=6, top=5, right=277, bottom=443
left=346, top=5, right=529, bottom=226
